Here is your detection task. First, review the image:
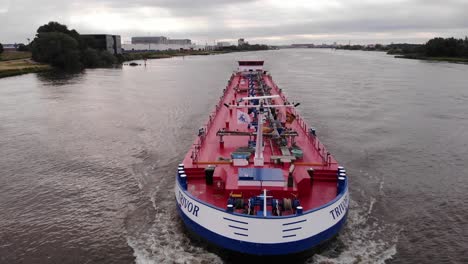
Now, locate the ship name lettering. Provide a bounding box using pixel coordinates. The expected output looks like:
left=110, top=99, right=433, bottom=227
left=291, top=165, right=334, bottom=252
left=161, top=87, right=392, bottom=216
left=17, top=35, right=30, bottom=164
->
left=329, top=195, right=348, bottom=220
left=178, top=190, right=200, bottom=217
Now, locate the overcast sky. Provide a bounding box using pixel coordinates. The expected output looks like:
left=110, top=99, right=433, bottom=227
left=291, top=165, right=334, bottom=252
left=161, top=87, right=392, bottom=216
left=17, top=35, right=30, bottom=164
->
left=1, top=0, right=468, bottom=45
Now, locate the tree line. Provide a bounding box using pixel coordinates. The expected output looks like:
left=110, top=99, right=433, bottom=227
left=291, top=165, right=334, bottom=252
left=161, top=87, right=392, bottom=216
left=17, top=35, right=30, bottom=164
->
left=0, top=43, right=28, bottom=55
left=386, top=37, right=468, bottom=58
left=30, top=22, right=117, bottom=71
left=337, top=36, right=468, bottom=58
left=423, top=37, right=468, bottom=57
left=216, top=43, right=270, bottom=52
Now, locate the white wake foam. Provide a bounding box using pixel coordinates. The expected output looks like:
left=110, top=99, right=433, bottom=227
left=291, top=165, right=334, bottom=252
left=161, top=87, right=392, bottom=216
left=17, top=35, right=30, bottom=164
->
left=127, top=187, right=222, bottom=264
left=307, top=197, right=399, bottom=264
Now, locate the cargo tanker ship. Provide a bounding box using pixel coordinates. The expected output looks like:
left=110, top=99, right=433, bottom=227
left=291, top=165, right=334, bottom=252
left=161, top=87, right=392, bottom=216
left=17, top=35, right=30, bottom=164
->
left=175, top=61, right=349, bottom=255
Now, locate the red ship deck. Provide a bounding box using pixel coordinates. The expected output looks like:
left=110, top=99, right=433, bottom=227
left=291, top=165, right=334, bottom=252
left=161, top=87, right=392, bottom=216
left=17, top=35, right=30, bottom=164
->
left=181, top=62, right=341, bottom=215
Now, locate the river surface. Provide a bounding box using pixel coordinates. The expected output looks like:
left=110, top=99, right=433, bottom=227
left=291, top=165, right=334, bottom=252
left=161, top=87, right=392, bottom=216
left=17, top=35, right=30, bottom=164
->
left=0, top=49, right=467, bottom=264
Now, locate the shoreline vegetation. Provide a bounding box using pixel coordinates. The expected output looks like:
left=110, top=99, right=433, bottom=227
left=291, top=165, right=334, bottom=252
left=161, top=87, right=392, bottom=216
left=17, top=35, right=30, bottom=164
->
left=336, top=37, right=468, bottom=64
left=394, top=54, right=468, bottom=63
left=0, top=49, right=252, bottom=79
left=0, top=21, right=270, bottom=78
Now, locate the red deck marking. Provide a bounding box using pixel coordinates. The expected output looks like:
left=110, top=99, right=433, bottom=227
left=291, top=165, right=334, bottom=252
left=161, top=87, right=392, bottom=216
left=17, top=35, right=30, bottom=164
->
left=182, top=72, right=343, bottom=211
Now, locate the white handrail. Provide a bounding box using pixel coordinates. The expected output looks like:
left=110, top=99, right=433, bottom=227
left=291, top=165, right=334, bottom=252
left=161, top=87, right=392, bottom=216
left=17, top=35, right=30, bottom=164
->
left=226, top=104, right=295, bottom=109
left=241, top=95, right=280, bottom=101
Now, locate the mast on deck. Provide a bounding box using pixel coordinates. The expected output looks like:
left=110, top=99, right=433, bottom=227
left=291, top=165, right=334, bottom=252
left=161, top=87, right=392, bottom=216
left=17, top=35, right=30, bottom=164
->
left=254, top=105, right=265, bottom=166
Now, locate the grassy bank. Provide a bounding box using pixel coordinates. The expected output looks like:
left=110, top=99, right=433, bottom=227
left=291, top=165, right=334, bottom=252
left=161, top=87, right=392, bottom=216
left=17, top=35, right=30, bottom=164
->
left=0, top=51, right=33, bottom=61
left=394, top=54, right=468, bottom=63
left=120, top=50, right=230, bottom=62
left=0, top=59, right=51, bottom=78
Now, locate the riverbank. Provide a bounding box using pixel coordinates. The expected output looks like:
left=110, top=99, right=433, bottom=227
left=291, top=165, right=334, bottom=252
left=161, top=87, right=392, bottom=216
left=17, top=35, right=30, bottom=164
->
left=0, top=49, right=262, bottom=78
left=120, top=50, right=230, bottom=62
left=0, top=51, right=33, bottom=61
left=0, top=59, right=51, bottom=78
left=336, top=48, right=468, bottom=64
left=0, top=51, right=51, bottom=78
left=394, top=54, right=468, bottom=63
left=336, top=37, right=468, bottom=64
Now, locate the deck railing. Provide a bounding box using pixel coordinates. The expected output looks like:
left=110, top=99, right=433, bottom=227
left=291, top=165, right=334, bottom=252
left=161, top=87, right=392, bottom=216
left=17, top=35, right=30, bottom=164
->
left=191, top=74, right=235, bottom=164
left=267, top=75, right=335, bottom=167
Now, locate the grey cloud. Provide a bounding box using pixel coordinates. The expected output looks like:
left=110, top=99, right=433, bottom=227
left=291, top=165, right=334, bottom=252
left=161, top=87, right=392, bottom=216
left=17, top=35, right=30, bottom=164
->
left=1, top=0, right=467, bottom=44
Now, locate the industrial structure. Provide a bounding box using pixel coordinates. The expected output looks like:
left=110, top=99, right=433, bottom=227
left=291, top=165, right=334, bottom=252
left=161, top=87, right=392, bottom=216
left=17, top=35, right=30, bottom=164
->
left=81, top=34, right=122, bottom=55
left=123, top=36, right=194, bottom=51
left=1, top=44, right=22, bottom=51
left=131, top=36, right=191, bottom=45
left=131, top=36, right=167, bottom=44
left=216, top=41, right=231, bottom=47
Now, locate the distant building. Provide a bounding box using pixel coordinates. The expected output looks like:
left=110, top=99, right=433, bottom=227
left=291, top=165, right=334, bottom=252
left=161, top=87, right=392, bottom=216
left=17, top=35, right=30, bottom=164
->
left=81, top=34, right=122, bottom=55
left=167, top=39, right=191, bottom=45
left=125, top=36, right=193, bottom=51
left=131, top=36, right=192, bottom=45
left=203, top=44, right=216, bottom=51
left=238, top=38, right=245, bottom=46
left=122, top=43, right=199, bottom=52
left=132, top=36, right=167, bottom=44
left=291, top=44, right=315, bottom=48
left=217, top=41, right=231, bottom=47
left=2, top=44, right=19, bottom=51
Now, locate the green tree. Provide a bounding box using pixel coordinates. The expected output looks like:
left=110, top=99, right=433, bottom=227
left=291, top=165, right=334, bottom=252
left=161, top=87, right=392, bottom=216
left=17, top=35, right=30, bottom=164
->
left=81, top=48, right=101, bottom=68
left=425, top=37, right=466, bottom=57
left=31, top=32, right=82, bottom=70
left=0, top=43, right=3, bottom=54
left=17, top=43, right=28, bottom=51
left=31, top=21, right=118, bottom=70
left=37, top=21, right=80, bottom=41
left=81, top=49, right=117, bottom=68
left=464, top=37, right=468, bottom=57
left=99, top=50, right=117, bottom=65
